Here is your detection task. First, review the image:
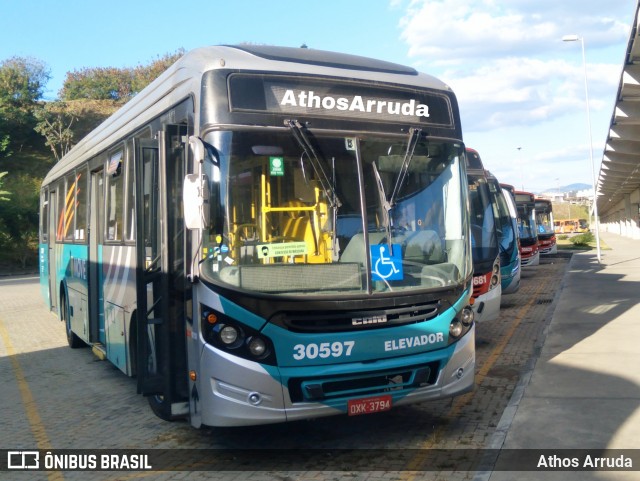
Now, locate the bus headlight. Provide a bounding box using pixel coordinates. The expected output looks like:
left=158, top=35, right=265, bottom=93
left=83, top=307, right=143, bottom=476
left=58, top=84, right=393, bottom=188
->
left=220, top=325, right=240, bottom=345
left=449, top=319, right=463, bottom=338
left=460, top=306, right=474, bottom=326
left=490, top=259, right=500, bottom=289
left=201, top=304, right=277, bottom=366
left=247, top=336, right=269, bottom=358
left=448, top=306, right=474, bottom=343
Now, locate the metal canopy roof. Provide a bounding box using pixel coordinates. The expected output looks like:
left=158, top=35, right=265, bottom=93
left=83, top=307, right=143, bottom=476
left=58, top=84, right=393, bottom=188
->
left=598, top=3, right=640, bottom=220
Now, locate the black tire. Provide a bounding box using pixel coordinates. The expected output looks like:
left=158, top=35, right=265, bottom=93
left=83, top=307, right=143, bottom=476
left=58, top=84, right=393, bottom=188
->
left=147, top=394, right=174, bottom=421
left=62, top=293, right=84, bottom=349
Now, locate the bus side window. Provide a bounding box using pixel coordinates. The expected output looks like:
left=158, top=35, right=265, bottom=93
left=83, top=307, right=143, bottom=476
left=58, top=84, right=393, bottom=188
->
left=40, top=189, right=49, bottom=243
left=55, top=185, right=64, bottom=242
left=64, top=172, right=77, bottom=242
left=125, top=144, right=136, bottom=242
left=75, top=169, right=87, bottom=242
left=106, top=149, right=124, bottom=241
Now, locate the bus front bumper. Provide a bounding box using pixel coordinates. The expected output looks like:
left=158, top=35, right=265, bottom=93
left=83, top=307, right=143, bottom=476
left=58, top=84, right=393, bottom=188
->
left=521, top=252, right=540, bottom=267
left=197, top=327, right=476, bottom=427
left=472, top=286, right=502, bottom=323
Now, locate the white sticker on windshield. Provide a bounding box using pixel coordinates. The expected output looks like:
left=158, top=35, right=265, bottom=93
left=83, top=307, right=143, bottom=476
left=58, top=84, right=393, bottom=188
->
left=345, top=138, right=356, bottom=151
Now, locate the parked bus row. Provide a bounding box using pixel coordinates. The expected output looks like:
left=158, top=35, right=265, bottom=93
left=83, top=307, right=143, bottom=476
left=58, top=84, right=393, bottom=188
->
left=511, top=191, right=559, bottom=266
left=464, top=149, right=520, bottom=326
left=463, top=149, right=563, bottom=326
left=39, top=46, right=477, bottom=427
left=37, top=45, right=568, bottom=429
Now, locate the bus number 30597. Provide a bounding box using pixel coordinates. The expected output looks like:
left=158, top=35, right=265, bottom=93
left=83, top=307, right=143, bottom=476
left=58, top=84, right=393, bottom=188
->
left=293, top=341, right=355, bottom=360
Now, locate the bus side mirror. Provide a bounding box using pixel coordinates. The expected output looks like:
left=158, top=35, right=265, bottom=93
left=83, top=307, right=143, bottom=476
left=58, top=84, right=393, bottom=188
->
left=184, top=173, right=210, bottom=230
left=189, top=135, right=205, bottom=164
left=184, top=136, right=210, bottom=230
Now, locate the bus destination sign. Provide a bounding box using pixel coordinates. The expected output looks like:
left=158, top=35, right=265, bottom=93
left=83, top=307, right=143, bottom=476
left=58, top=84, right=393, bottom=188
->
left=228, top=74, right=453, bottom=127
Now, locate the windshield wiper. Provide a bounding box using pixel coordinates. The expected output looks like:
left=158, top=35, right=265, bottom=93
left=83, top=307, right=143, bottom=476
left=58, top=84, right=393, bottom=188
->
left=373, top=127, right=422, bottom=248
left=372, top=161, right=393, bottom=248
left=389, top=127, right=422, bottom=209
left=285, top=119, right=342, bottom=209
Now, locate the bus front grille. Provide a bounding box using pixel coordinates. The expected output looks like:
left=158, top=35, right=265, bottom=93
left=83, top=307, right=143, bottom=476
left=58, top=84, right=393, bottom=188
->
left=288, top=361, right=440, bottom=403
left=272, top=301, right=441, bottom=333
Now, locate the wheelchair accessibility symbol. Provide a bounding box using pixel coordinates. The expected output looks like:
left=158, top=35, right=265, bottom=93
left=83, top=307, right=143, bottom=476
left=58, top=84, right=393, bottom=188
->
left=371, top=244, right=404, bottom=281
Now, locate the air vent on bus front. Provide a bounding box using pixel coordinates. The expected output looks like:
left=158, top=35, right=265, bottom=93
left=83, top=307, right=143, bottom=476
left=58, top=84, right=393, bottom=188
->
left=270, top=301, right=441, bottom=333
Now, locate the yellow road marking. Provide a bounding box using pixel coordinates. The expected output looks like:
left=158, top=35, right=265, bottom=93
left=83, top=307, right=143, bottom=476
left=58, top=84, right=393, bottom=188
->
left=0, top=316, right=64, bottom=481
left=403, top=281, right=546, bottom=476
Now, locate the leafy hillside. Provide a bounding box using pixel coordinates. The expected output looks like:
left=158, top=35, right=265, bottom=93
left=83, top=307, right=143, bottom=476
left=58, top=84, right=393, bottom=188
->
left=0, top=50, right=183, bottom=272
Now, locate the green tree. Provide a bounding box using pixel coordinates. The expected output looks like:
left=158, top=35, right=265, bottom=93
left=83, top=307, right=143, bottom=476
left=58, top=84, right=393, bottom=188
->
left=0, top=174, right=40, bottom=268
left=59, top=49, right=184, bottom=102
left=0, top=56, right=50, bottom=156
left=131, top=49, right=184, bottom=93
left=47, top=50, right=184, bottom=162
left=34, top=98, right=122, bottom=162
left=34, top=103, right=75, bottom=161
left=59, top=66, right=134, bottom=102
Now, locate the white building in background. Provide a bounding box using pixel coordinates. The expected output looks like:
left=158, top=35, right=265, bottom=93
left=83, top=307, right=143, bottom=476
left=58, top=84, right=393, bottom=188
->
left=575, top=188, right=594, bottom=201
left=538, top=191, right=564, bottom=202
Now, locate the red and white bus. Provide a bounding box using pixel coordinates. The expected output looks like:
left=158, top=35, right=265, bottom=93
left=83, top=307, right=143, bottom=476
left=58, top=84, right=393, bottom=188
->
left=535, top=198, right=557, bottom=255
left=513, top=191, right=540, bottom=266
left=465, top=148, right=501, bottom=322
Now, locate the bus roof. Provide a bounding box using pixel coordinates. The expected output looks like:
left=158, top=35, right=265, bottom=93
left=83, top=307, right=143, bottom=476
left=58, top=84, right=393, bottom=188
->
left=464, top=148, right=488, bottom=179
left=228, top=44, right=418, bottom=76
left=44, top=45, right=455, bottom=185
left=514, top=190, right=536, bottom=204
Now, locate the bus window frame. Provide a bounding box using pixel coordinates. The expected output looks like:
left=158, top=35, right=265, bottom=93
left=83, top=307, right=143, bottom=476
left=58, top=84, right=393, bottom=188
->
left=124, top=140, right=137, bottom=245
left=63, top=171, right=77, bottom=243
left=40, top=187, right=49, bottom=243
left=74, top=167, right=88, bottom=244
left=104, top=145, right=126, bottom=244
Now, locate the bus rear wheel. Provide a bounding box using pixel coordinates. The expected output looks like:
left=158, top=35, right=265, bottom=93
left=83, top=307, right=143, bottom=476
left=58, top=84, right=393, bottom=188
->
left=62, top=293, right=84, bottom=349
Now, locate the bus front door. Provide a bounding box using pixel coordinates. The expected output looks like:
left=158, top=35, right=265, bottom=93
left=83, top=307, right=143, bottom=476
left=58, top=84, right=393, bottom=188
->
left=134, top=133, right=188, bottom=421
left=89, top=170, right=105, bottom=344
left=47, top=189, right=58, bottom=311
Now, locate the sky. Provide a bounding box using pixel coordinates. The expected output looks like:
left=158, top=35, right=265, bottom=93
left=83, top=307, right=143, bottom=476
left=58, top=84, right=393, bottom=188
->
left=1, top=0, right=636, bottom=193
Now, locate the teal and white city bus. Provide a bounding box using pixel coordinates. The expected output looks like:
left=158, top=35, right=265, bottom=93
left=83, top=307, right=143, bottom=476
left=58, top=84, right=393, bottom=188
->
left=39, top=45, right=475, bottom=427
left=464, top=148, right=501, bottom=322
left=486, top=175, right=520, bottom=295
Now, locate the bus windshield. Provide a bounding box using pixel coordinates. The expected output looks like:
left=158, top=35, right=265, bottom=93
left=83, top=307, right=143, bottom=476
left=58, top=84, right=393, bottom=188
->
left=535, top=201, right=554, bottom=235
left=199, top=129, right=470, bottom=296
left=488, top=179, right=517, bottom=263
left=467, top=174, right=499, bottom=267
left=517, top=206, right=537, bottom=240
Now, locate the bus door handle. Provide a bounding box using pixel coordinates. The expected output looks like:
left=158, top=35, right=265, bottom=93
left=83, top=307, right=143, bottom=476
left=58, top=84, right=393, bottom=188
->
left=145, top=255, right=160, bottom=272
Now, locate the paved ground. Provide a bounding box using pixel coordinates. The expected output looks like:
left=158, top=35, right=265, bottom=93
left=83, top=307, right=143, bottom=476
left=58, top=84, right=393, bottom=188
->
left=0, top=254, right=571, bottom=481
left=484, top=231, right=640, bottom=481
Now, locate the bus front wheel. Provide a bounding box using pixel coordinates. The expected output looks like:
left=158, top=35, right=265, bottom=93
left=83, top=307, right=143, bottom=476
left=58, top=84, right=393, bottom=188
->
left=148, top=394, right=174, bottom=421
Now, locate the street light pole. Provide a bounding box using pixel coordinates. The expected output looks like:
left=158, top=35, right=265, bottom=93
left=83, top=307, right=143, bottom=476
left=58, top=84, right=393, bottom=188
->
left=562, top=34, right=602, bottom=262
left=517, top=146, right=524, bottom=190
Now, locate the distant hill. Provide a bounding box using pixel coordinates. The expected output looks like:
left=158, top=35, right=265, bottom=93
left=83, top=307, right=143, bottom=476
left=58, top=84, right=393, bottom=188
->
left=540, top=183, right=591, bottom=194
